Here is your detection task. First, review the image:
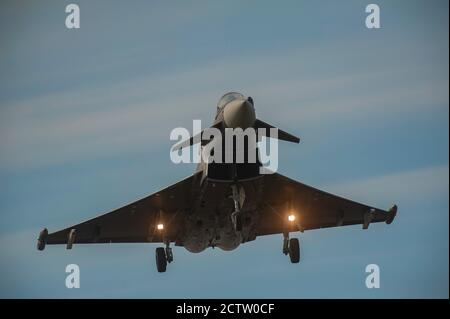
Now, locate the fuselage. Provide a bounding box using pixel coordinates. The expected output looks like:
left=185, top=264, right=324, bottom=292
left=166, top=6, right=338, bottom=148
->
left=181, top=92, right=265, bottom=253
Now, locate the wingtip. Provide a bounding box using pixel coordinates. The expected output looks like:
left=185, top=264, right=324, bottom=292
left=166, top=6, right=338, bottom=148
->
left=37, top=228, right=48, bottom=251
left=386, top=205, right=398, bottom=225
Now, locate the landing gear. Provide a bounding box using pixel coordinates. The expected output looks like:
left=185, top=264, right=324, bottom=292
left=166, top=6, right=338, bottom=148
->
left=282, top=232, right=289, bottom=255
left=288, top=238, right=300, bottom=263
left=282, top=232, right=300, bottom=264
left=165, top=243, right=173, bottom=263
left=231, top=212, right=242, bottom=232
left=155, top=247, right=167, bottom=272
left=230, top=184, right=245, bottom=232
left=155, top=242, right=173, bottom=273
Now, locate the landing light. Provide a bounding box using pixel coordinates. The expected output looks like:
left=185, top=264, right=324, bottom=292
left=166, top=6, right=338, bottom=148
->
left=288, top=214, right=296, bottom=222
left=157, top=223, right=164, bottom=230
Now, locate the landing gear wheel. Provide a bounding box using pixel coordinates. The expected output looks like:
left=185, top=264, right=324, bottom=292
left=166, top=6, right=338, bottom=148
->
left=288, top=238, right=300, bottom=263
left=155, top=247, right=167, bottom=272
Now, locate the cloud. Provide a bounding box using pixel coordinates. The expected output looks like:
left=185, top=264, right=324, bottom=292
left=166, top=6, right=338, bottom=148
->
left=1, top=163, right=448, bottom=298
left=0, top=32, right=447, bottom=170
left=323, top=164, right=449, bottom=208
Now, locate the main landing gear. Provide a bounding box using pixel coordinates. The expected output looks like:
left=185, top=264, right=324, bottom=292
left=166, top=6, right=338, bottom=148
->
left=155, top=242, right=173, bottom=273
left=283, top=232, right=300, bottom=263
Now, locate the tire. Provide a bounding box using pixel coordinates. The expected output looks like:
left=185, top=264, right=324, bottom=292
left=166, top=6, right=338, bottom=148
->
left=289, top=238, right=300, bottom=263
left=156, top=247, right=167, bottom=272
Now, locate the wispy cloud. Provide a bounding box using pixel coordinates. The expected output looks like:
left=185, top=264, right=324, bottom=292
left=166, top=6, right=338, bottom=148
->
left=0, top=163, right=448, bottom=298
left=0, top=0, right=448, bottom=299
left=0, top=25, right=447, bottom=170
left=323, top=164, right=449, bottom=208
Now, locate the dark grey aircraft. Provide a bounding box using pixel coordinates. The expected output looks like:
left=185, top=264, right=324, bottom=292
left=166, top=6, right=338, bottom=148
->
left=37, top=92, right=397, bottom=272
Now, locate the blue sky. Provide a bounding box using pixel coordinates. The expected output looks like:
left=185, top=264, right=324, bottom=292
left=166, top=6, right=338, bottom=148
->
left=0, top=0, right=448, bottom=298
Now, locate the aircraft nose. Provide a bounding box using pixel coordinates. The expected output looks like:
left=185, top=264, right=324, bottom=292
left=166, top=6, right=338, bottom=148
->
left=223, top=99, right=256, bottom=129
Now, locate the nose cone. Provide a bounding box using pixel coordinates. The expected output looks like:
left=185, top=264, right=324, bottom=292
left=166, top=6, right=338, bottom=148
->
left=223, top=99, right=256, bottom=129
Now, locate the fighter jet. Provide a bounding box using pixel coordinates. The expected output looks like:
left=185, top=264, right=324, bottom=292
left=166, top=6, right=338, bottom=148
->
left=37, top=92, right=397, bottom=272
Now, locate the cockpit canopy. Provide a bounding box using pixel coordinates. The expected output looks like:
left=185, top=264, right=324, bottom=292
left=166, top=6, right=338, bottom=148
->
left=217, top=92, right=245, bottom=110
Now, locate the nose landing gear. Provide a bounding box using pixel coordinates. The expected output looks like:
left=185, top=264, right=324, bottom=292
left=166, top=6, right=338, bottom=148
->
left=230, top=184, right=245, bottom=232
left=231, top=211, right=242, bottom=232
